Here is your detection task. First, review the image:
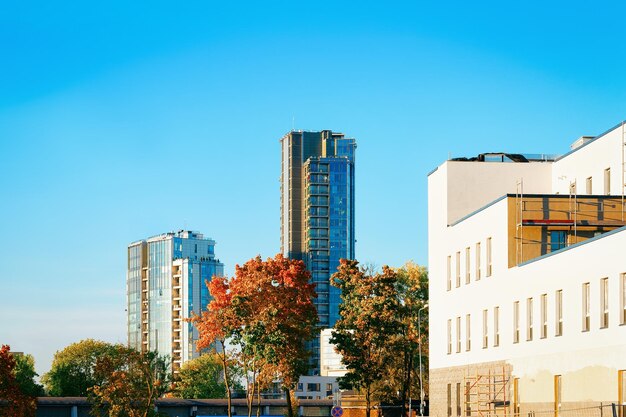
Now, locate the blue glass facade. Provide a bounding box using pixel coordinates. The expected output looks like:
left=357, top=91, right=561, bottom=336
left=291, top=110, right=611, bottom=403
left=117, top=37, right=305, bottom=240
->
left=127, top=230, right=224, bottom=374
left=281, top=130, right=356, bottom=374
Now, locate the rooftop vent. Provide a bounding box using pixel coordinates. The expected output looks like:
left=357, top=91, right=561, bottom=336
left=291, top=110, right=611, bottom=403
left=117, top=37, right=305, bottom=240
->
left=570, top=136, right=594, bottom=151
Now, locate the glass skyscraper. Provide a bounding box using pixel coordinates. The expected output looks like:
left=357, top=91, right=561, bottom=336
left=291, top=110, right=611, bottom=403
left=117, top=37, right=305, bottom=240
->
left=127, top=230, right=224, bottom=374
left=280, top=130, right=356, bottom=373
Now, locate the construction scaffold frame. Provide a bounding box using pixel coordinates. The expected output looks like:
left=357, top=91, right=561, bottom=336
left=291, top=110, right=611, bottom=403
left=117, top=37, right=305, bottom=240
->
left=464, top=367, right=510, bottom=417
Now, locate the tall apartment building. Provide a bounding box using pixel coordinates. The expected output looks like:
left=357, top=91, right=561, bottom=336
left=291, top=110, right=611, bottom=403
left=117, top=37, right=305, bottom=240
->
left=127, top=230, right=224, bottom=374
left=428, top=122, right=626, bottom=417
left=280, top=130, right=356, bottom=373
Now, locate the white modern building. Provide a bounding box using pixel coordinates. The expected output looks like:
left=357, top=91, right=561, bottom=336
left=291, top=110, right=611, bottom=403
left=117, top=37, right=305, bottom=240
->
left=320, top=328, right=348, bottom=377
left=127, top=230, right=224, bottom=374
left=428, top=122, right=626, bottom=417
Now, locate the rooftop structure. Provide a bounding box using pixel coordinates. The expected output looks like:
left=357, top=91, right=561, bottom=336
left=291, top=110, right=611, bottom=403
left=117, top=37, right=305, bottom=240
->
left=428, top=121, right=626, bottom=417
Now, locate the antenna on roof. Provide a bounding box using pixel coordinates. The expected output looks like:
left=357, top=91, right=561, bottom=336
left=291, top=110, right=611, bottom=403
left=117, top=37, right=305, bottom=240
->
left=292, top=116, right=295, bottom=131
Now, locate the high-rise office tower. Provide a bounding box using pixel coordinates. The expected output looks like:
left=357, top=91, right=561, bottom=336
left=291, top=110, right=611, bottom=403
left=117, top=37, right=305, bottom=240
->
left=280, top=130, right=356, bottom=373
left=127, top=230, right=224, bottom=374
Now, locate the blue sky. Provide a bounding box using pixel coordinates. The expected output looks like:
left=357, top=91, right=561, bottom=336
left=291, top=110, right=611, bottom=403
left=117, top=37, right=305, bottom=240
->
left=2, top=1, right=626, bottom=376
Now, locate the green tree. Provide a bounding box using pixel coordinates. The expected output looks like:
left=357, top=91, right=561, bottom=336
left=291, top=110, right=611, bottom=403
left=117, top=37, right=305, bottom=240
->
left=13, top=353, right=44, bottom=397
left=331, top=260, right=404, bottom=417
left=41, top=339, right=115, bottom=396
left=0, top=345, right=37, bottom=417
left=88, top=346, right=170, bottom=417
left=173, top=353, right=243, bottom=399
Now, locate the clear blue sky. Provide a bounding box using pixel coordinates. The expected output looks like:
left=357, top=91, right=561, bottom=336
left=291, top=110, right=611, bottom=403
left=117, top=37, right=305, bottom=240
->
left=2, top=1, right=626, bottom=376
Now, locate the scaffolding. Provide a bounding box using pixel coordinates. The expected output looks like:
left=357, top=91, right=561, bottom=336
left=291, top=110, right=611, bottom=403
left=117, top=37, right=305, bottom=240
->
left=464, top=367, right=510, bottom=417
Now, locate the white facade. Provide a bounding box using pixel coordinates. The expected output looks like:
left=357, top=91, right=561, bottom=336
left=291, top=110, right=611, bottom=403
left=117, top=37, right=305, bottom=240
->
left=320, top=328, right=347, bottom=377
left=428, top=122, right=626, bottom=415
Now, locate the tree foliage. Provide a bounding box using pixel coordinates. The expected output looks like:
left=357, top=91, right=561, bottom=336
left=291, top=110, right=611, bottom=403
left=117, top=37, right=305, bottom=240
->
left=190, top=254, right=318, bottom=417
left=173, top=353, right=243, bottom=399
left=42, top=339, right=116, bottom=396
left=330, top=260, right=429, bottom=417
left=88, top=346, right=170, bottom=417
left=0, top=345, right=37, bottom=417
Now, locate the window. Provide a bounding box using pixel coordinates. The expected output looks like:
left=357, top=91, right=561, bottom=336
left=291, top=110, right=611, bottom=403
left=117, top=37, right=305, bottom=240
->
left=621, top=274, right=626, bottom=325
left=447, top=319, right=452, bottom=354
left=456, top=252, right=461, bottom=288
left=475, top=242, right=481, bottom=280
left=297, top=383, right=303, bottom=392
left=466, top=314, right=471, bottom=351
left=617, top=370, right=626, bottom=417
left=194, top=244, right=197, bottom=253
left=486, top=238, right=492, bottom=277
left=586, top=176, right=592, bottom=194
left=527, top=298, right=534, bottom=341
left=447, top=384, right=452, bottom=417
left=541, top=294, right=548, bottom=339
left=456, top=383, right=462, bottom=417
left=513, top=301, right=520, bottom=343
left=307, top=383, right=320, bottom=392
left=554, top=375, right=562, bottom=417
left=494, top=306, right=500, bottom=347
left=465, top=247, right=471, bottom=284
left=555, top=290, right=563, bottom=336
left=456, top=316, right=461, bottom=353
left=582, top=282, right=591, bottom=332
left=605, top=168, right=611, bottom=195
left=600, top=277, right=609, bottom=328
left=465, top=382, right=471, bottom=416
left=513, top=378, right=520, bottom=416
left=482, top=309, right=488, bottom=348
left=550, top=231, right=567, bottom=252
left=447, top=256, right=452, bottom=291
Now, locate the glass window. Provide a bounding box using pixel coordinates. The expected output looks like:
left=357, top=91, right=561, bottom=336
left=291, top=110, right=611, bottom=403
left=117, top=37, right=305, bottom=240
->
left=600, top=278, right=609, bottom=328
left=513, top=301, right=520, bottom=343
left=556, top=290, right=563, bottom=336
left=605, top=168, right=611, bottom=195
left=482, top=309, right=488, bottom=348
left=550, top=231, right=567, bottom=252
left=527, top=298, right=534, bottom=341
left=466, top=314, right=471, bottom=351
left=541, top=294, right=548, bottom=339
left=307, top=383, right=320, bottom=392
left=456, top=251, right=461, bottom=288
left=582, top=282, right=590, bottom=332
left=456, top=316, right=461, bottom=353
left=475, top=242, right=481, bottom=280
left=486, top=238, right=492, bottom=277
left=447, top=319, right=452, bottom=354
left=493, top=306, right=500, bottom=347
left=465, top=247, right=471, bottom=284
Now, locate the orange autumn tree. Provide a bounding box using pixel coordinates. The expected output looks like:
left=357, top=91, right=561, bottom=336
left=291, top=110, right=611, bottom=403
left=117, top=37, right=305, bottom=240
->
left=0, top=345, right=37, bottom=417
left=190, top=254, right=318, bottom=417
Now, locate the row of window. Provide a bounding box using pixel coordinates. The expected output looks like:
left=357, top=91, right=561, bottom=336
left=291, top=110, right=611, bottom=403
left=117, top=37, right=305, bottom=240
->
left=580, top=167, right=611, bottom=195
left=445, top=370, right=626, bottom=417
left=447, top=237, right=493, bottom=291
left=447, top=274, right=626, bottom=354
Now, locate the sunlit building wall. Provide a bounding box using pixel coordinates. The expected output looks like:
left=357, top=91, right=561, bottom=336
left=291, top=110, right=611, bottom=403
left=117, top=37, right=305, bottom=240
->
left=127, top=230, right=223, bottom=374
